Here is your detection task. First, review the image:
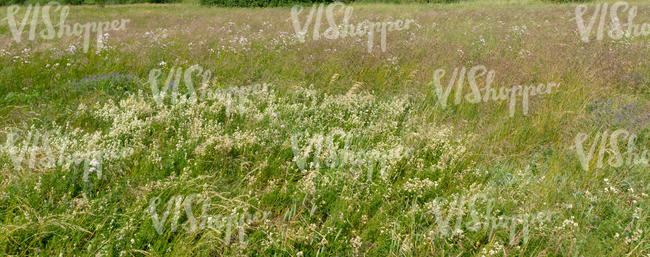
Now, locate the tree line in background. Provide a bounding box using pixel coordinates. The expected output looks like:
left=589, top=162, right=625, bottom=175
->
left=0, top=0, right=180, bottom=5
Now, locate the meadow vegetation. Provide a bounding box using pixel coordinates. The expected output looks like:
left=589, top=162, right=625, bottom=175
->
left=0, top=0, right=648, bottom=256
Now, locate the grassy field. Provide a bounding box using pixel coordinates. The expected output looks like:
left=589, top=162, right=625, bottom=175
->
left=0, top=0, right=649, bottom=256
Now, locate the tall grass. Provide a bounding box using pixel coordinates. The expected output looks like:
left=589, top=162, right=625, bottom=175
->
left=0, top=1, right=648, bottom=256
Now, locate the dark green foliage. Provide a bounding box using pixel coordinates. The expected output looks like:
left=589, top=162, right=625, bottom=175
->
left=0, top=0, right=26, bottom=4
left=0, top=0, right=181, bottom=6
left=199, top=0, right=461, bottom=7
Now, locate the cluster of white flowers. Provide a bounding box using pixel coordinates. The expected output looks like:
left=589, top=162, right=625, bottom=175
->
left=95, top=33, right=113, bottom=54
left=402, top=177, right=438, bottom=195
left=557, top=216, right=579, bottom=230
left=0, top=126, right=133, bottom=174
left=603, top=178, right=619, bottom=193
left=624, top=228, right=644, bottom=245
left=511, top=25, right=527, bottom=37
left=9, top=48, right=31, bottom=64
left=268, top=32, right=301, bottom=51
left=480, top=241, right=504, bottom=257
left=291, top=130, right=411, bottom=182
left=472, top=35, right=487, bottom=47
